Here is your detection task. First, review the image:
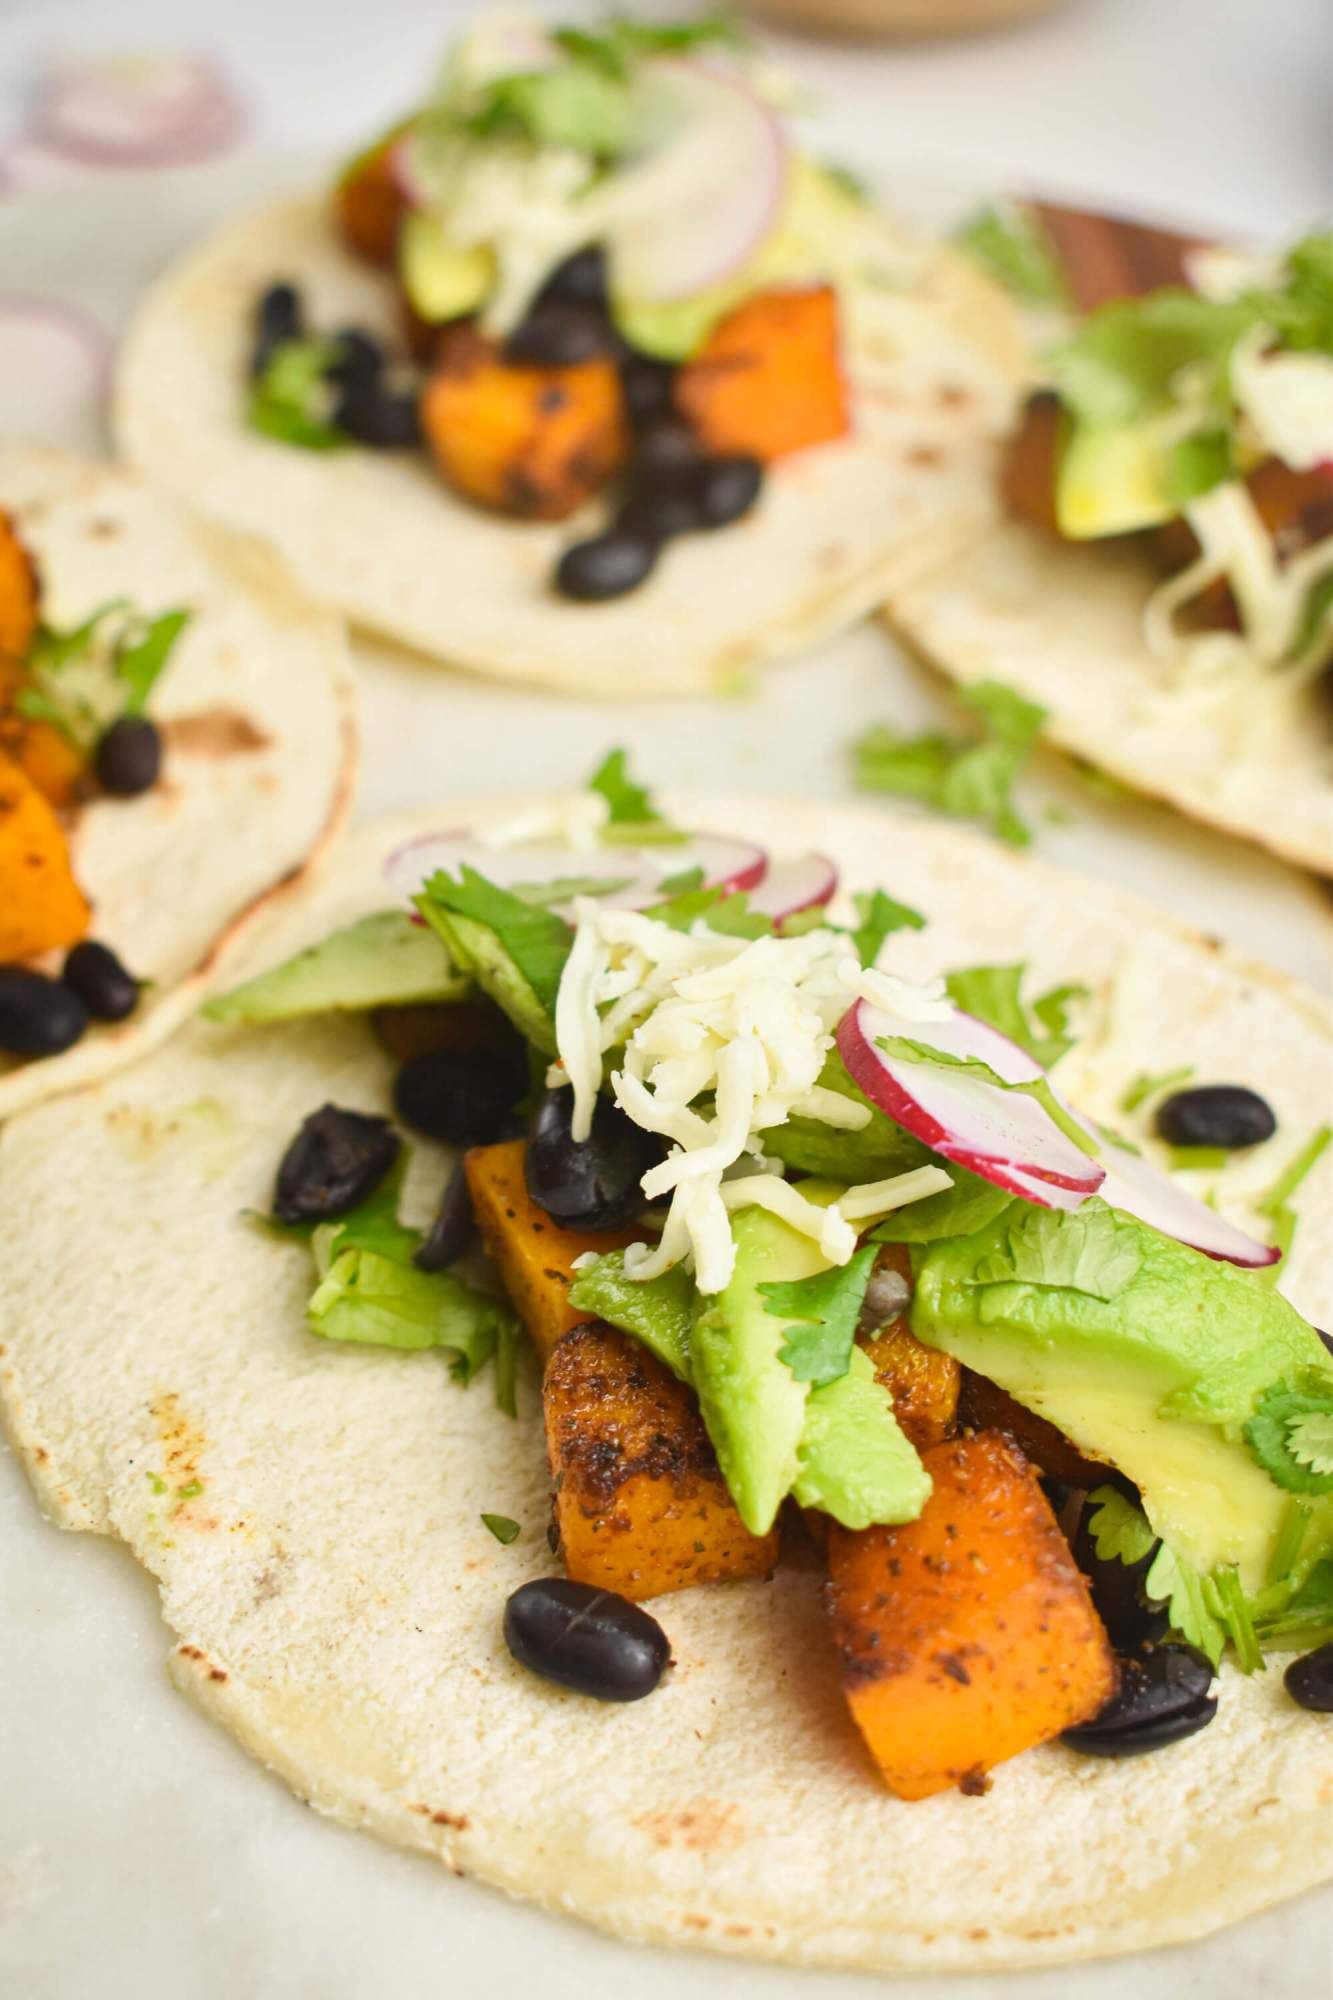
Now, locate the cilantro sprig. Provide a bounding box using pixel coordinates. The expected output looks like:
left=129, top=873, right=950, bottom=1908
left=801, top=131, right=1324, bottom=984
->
left=17, top=601, right=189, bottom=750
left=760, top=1247, right=877, bottom=1387
left=249, top=337, right=348, bottom=452
left=852, top=679, right=1047, bottom=848
left=1244, top=1374, right=1333, bottom=1495
left=953, top=202, right=1070, bottom=309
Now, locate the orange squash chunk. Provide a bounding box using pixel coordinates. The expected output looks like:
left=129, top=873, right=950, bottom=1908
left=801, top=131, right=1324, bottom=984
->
left=545, top=1319, right=778, bottom=1600
left=674, top=285, right=849, bottom=464
left=957, top=1368, right=1113, bottom=1491
left=0, top=508, right=40, bottom=671
left=0, top=712, right=87, bottom=811
left=422, top=326, right=628, bottom=520
left=464, top=1139, right=639, bottom=1363
left=827, top=1430, right=1114, bottom=1799
left=0, top=751, right=90, bottom=961
left=857, top=1243, right=959, bottom=1451
left=334, top=133, right=406, bottom=266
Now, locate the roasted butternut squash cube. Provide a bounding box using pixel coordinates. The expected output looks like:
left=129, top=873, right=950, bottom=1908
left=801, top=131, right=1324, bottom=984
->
left=861, top=1324, right=959, bottom=1452
left=334, top=133, right=406, bottom=266
left=0, top=508, right=39, bottom=671
left=674, top=285, right=849, bottom=464
left=422, top=326, right=628, bottom=520
left=545, top=1319, right=778, bottom=1599
left=464, top=1139, right=639, bottom=1362
left=0, top=751, right=90, bottom=961
left=827, top=1430, right=1114, bottom=1799
left=957, top=1368, right=1113, bottom=1491
left=0, top=712, right=87, bottom=811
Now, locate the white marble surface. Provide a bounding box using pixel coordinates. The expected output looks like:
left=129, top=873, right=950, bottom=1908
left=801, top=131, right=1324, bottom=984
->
left=1, top=5, right=1331, bottom=1997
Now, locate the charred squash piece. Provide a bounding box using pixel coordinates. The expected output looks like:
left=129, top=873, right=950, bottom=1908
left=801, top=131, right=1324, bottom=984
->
left=957, top=1368, right=1114, bottom=1490
left=464, top=1139, right=639, bottom=1362
left=422, top=326, right=628, bottom=520
left=334, top=132, right=407, bottom=266
left=998, top=390, right=1064, bottom=537
left=827, top=1430, right=1114, bottom=1799
left=0, top=712, right=87, bottom=811
left=674, top=285, right=849, bottom=464
left=0, top=508, right=40, bottom=671
left=545, top=1319, right=778, bottom=1599
left=0, top=751, right=90, bottom=961
left=858, top=1244, right=959, bottom=1451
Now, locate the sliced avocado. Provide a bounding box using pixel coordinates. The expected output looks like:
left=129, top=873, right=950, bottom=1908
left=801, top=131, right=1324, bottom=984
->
left=912, top=1200, right=1331, bottom=1590
left=566, top=1251, right=695, bottom=1383
left=691, top=1204, right=830, bottom=1536
left=792, top=1347, right=931, bottom=1529
left=1055, top=421, right=1175, bottom=538
left=204, top=911, right=467, bottom=1024
left=399, top=211, right=494, bottom=324
left=418, top=907, right=556, bottom=1055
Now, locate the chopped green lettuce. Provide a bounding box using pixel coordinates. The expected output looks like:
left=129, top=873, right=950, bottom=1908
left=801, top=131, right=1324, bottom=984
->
left=869, top=1166, right=1013, bottom=1245
left=760, top=1245, right=877, bottom=1387
left=851, top=887, right=925, bottom=967
left=852, top=679, right=1046, bottom=848
left=759, top=1052, right=928, bottom=1182
left=1120, top=1064, right=1195, bottom=1114
left=249, top=338, right=347, bottom=451
left=19, top=602, right=190, bottom=750
left=1256, top=1122, right=1331, bottom=1263
left=953, top=201, right=1070, bottom=308
left=944, top=962, right=1087, bottom=1068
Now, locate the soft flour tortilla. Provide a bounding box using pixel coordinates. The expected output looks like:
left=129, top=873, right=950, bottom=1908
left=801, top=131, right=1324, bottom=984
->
left=883, top=514, right=1333, bottom=875
left=0, top=445, right=357, bottom=1118
left=114, top=194, right=1024, bottom=697
left=2, top=796, right=1330, bottom=1972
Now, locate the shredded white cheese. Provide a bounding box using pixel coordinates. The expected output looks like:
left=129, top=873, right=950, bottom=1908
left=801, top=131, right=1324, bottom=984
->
left=1232, top=328, right=1333, bottom=473
left=552, top=904, right=952, bottom=1293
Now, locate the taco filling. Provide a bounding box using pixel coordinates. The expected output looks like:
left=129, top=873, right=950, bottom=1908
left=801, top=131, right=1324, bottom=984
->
left=202, top=757, right=1333, bottom=1800
left=244, top=12, right=900, bottom=600
left=1000, top=233, right=1333, bottom=692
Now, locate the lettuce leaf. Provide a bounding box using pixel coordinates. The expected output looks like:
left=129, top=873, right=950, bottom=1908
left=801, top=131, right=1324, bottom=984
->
left=852, top=887, right=925, bottom=967
left=944, top=962, right=1087, bottom=1068
left=249, top=337, right=347, bottom=451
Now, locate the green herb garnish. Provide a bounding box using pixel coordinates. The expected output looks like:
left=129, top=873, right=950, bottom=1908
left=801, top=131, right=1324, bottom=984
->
left=953, top=201, right=1070, bottom=308
left=852, top=679, right=1047, bottom=848
left=874, top=1032, right=1101, bottom=1162
left=1244, top=1374, right=1333, bottom=1495
left=1120, top=1065, right=1195, bottom=1114
left=1256, top=1123, right=1331, bottom=1263
left=851, top=887, right=925, bottom=967
left=944, top=963, right=1087, bottom=1068
left=1083, top=1485, right=1157, bottom=1567
left=759, top=1246, right=877, bottom=1388
left=18, top=602, right=189, bottom=750
left=249, top=338, right=348, bottom=452
left=481, top=1512, right=521, bottom=1544
left=417, top=865, right=573, bottom=1015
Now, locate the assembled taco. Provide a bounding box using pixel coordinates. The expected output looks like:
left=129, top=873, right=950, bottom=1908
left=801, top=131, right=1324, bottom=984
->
left=3, top=770, right=1329, bottom=1970
left=0, top=443, right=356, bottom=1118
left=114, top=12, right=1023, bottom=695
left=883, top=234, right=1333, bottom=871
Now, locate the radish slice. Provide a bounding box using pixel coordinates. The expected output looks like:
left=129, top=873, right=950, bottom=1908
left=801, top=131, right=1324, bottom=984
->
left=385, top=831, right=767, bottom=915
left=746, top=853, right=837, bottom=923
left=29, top=54, right=243, bottom=168
left=0, top=297, right=111, bottom=445
left=1088, top=1139, right=1279, bottom=1268
left=837, top=998, right=1105, bottom=1202
left=604, top=60, right=789, bottom=305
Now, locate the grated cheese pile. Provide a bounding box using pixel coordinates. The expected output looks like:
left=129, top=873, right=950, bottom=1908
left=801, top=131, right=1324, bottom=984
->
left=553, top=904, right=953, bottom=1294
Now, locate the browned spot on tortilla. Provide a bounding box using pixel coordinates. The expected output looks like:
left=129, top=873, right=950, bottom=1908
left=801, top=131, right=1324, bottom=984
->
left=208, top=1668, right=228, bottom=1683
left=150, top=1390, right=206, bottom=1495
left=431, top=1810, right=469, bottom=1829
left=635, top=1800, right=745, bottom=1854
left=683, top=1915, right=711, bottom=1930
left=906, top=445, right=943, bottom=469
left=87, top=517, right=122, bottom=539
left=725, top=1923, right=752, bottom=1938
left=165, top=708, right=270, bottom=758
left=179, top=1644, right=203, bottom=1661
left=936, top=383, right=972, bottom=411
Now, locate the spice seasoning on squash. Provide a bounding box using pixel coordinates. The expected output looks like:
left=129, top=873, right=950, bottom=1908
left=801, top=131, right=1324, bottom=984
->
left=674, top=285, right=850, bottom=465
left=827, top=1429, right=1115, bottom=1800
left=0, top=508, right=40, bottom=672
left=422, top=326, right=629, bottom=520
left=0, top=751, right=90, bottom=962
left=544, top=1319, right=778, bottom=1600
left=957, top=1367, right=1113, bottom=1491
left=334, top=132, right=408, bottom=267
left=463, top=1139, right=639, bottom=1362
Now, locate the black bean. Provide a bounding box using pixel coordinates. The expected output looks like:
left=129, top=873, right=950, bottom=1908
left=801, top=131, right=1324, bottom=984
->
left=694, top=453, right=763, bottom=528
left=393, top=1046, right=520, bottom=1146
left=95, top=716, right=162, bottom=797
left=616, top=480, right=702, bottom=545
left=533, top=245, right=609, bottom=316
left=1284, top=1641, right=1333, bottom=1712
left=506, top=304, right=612, bottom=367
left=62, top=941, right=139, bottom=1023
left=632, top=418, right=701, bottom=481
left=327, top=327, right=384, bottom=388
left=1155, top=1085, right=1277, bottom=1150
left=1063, top=1644, right=1217, bottom=1757
left=525, top=1088, right=661, bottom=1231
left=273, top=1104, right=399, bottom=1225
left=414, top=1159, right=475, bottom=1272
left=334, top=381, right=423, bottom=448
left=620, top=351, right=675, bottom=427
left=503, top=1578, right=670, bottom=1701
left=1072, top=1505, right=1168, bottom=1652
left=554, top=530, right=658, bottom=602
left=0, top=966, right=87, bottom=1057
left=251, top=282, right=302, bottom=379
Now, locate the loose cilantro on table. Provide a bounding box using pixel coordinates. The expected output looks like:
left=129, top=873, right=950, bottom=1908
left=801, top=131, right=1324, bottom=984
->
left=953, top=202, right=1070, bottom=309
left=481, top=1512, right=521, bottom=1544
left=851, top=887, right=925, bottom=967
left=18, top=601, right=190, bottom=750
left=1120, top=1065, right=1195, bottom=1114
left=852, top=679, right=1047, bottom=848
left=759, top=1247, right=878, bottom=1388
left=944, top=963, right=1087, bottom=1068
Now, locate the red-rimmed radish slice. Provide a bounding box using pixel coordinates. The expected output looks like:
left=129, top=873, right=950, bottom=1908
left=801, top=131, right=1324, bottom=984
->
left=0, top=297, right=111, bottom=445
left=385, top=831, right=767, bottom=914
left=837, top=997, right=1105, bottom=1202
left=29, top=54, right=243, bottom=168
left=746, top=852, right=837, bottom=922
left=605, top=60, right=789, bottom=305
left=1090, top=1142, right=1279, bottom=1268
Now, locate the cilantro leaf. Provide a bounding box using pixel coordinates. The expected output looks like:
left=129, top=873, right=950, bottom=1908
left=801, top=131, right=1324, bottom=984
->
left=1256, top=1123, right=1331, bottom=1263
left=417, top=864, right=572, bottom=1016
left=1244, top=1374, right=1333, bottom=1494
left=249, top=338, right=348, bottom=452
left=1142, top=1541, right=1254, bottom=1668
left=1083, top=1485, right=1157, bottom=1567
left=644, top=882, right=772, bottom=939
left=1120, top=1064, right=1195, bottom=1114
left=852, top=679, right=1046, bottom=848
left=852, top=887, right=925, bottom=967
left=953, top=202, right=1070, bottom=308
left=873, top=1031, right=1101, bottom=1161
left=587, top=746, right=661, bottom=825
left=481, top=1512, right=520, bottom=1544
left=869, top=1167, right=1012, bottom=1244
left=760, top=1246, right=877, bottom=1387
left=973, top=1202, right=1142, bottom=1300
left=1254, top=1556, right=1333, bottom=1649
left=115, top=609, right=191, bottom=714
left=945, top=962, right=1087, bottom=1068
left=18, top=599, right=189, bottom=749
